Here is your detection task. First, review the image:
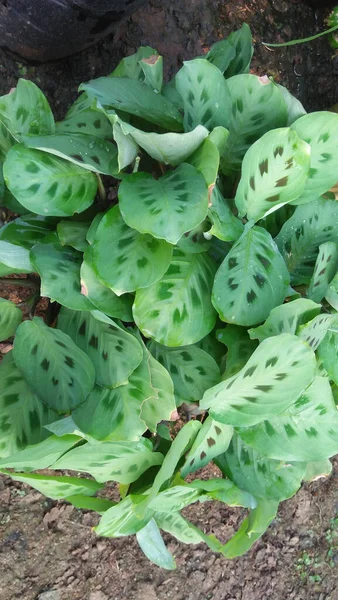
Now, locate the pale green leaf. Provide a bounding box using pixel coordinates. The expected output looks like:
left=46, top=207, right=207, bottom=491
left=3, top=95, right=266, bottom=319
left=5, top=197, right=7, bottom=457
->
left=57, top=220, right=89, bottom=252
left=1, top=471, right=103, bottom=500
left=207, top=24, right=253, bottom=77
left=0, top=434, right=80, bottom=471
left=217, top=325, right=258, bottom=378
left=0, top=298, right=22, bottom=341
left=181, top=416, right=233, bottom=476
left=208, top=186, right=244, bottom=242
left=201, top=333, right=316, bottom=427
left=248, top=298, right=321, bottom=343
left=133, top=249, right=217, bottom=346
left=212, top=226, right=290, bottom=327
left=137, top=519, right=176, bottom=570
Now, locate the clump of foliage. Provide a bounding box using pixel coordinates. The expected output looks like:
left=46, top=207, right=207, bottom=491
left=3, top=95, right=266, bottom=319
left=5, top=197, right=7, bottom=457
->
left=0, top=24, right=338, bottom=569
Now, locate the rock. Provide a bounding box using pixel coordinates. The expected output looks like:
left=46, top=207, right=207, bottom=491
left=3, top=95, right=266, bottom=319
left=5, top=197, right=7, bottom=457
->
left=89, top=593, right=108, bottom=600
left=38, top=591, right=61, bottom=600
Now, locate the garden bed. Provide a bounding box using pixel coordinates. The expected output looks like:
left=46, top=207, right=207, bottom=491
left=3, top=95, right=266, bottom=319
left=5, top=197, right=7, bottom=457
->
left=0, top=1, right=337, bottom=599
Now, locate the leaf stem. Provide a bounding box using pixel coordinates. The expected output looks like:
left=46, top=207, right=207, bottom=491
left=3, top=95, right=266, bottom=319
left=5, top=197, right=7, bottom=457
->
left=96, top=174, right=107, bottom=203
left=262, top=24, right=338, bottom=47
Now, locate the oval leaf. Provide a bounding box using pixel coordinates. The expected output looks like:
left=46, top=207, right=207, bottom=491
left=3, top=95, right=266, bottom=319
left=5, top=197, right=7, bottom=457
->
left=0, top=298, right=22, bottom=341
left=133, top=249, right=217, bottom=346
left=13, top=317, right=95, bottom=413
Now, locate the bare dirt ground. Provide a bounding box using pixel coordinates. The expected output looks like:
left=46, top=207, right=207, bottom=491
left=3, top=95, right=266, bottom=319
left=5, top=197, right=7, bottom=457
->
left=0, top=1, right=338, bottom=598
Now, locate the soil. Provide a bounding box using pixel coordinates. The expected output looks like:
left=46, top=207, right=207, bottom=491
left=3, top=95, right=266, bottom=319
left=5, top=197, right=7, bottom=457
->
left=0, top=0, right=338, bottom=599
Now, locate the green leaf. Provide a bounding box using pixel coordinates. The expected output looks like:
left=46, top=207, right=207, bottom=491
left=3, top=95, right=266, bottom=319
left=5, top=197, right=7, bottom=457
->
left=13, top=317, right=95, bottom=413
left=217, top=325, right=258, bottom=378
left=133, top=249, right=217, bottom=346
left=308, top=241, right=338, bottom=302
left=201, top=333, right=316, bottom=427
left=95, top=494, right=152, bottom=537
left=4, top=145, right=97, bottom=216
left=23, top=133, right=119, bottom=176
left=57, top=308, right=143, bottom=388
left=111, top=120, right=139, bottom=171
left=145, top=420, right=201, bottom=506
left=0, top=79, right=55, bottom=140
left=221, top=500, right=278, bottom=558
left=239, top=376, right=338, bottom=462
left=221, top=75, right=288, bottom=173
left=317, top=329, right=338, bottom=385
left=215, top=434, right=306, bottom=501
left=119, top=164, right=208, bottom=245
left=275, top=83, right=306, bottom=126
left=212, top=226, right=290, bottom=326
left=0, top=434, right=80, bottom=471
left=155, top=512, right=205, bottom=544
left=92, top=205, right=173, bottom=295
left=0, top=298, right=22, bottom=341
left=181, top=417, right=233, bottom=477
left=325, top=271, right=338, bottom=310
left=291, top=111, right=338, bottom=204
left=276, top=196, right=338, bottom=284
left=73, top=341, right=175, bottom=440
left=0, top=120, right=15, bottom=161
left=81, top=77, right=183, bottom=131
left=111, top=46, right=159, bottom=80
left=1, top=471, right=103, bottom=500
left=56, top=109, right=112, bottom=138
left=57, top=220, right=89, bottom=252
left=119, top=121, right=208, bottom=166
left=136, top=519, right=176, bottom=570
left=176, top=221, right=211, bottom=255
left=149, top=486, right=202, bottom=513
left=148, top=341, right=221, bottom=406
left=53, top=440, right=163, bottom=484
left=31, top=239, right=94, bottom=310
left=188, top=478, right=256, bottom=508
left=208, top=186, right=244, bottom=242
left=65, top=495, right=115, bottom=512
left=248, top=298, right=321, bottom=343
left=80, top=246, right=133, bottom=320
left=235, top=128, right=310, bottom=221
left=0, top=239, right=34, bottom=273
left=0, top=353, right=57, bottom=459
left=303, top=459, right=332, bottom=482
left=0, top=213, right=56, bottom=249
left=175, top=59, right=231, bottom=132
left=298, top=313, right=338, bottom=351
left=207, top=24, right=253, bottom=77
left=140, top=55, right=164, bottom=93
left=187, top=134, right=227, bottom=187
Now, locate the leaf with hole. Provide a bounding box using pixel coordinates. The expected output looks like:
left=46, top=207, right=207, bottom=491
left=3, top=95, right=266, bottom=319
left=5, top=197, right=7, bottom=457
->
left=221, top=75, right=288, bottom=174
left=91, top=205, right=173, bottom=295
left=175, top=59, right=231, bottom=132
left=80, top=246, right=133, bottom=320
left=239, top=376, right=338, bottom=462
left=31, top=238, right=94, bottom=310
left=248, top=298, right=321, bottom=343
left=133, top=249, right=217, bottom=346
left=200, top=333, right=316, bottom=427
left=0, top=353, right=57, bottom=459
left=212, top=226, right=290, bottom=326
left=57, top=308, right=143, bottom=388
left=291, top=111, right=338, bottom=204
left=0, top=79, right=55, bottom=140
left=181, top=417, right=233, bottom=477
left=0, top=298, right=22, bottom=341
left=119, top=164, right=208, bottom=245
left=148, top=341, right=221, bottom=406
left=13, top=317, right=95, bottom=414
left=81, top=77, right=183, bottom=131
left=52, top=439, right=163, bottom=484
left=275, top=196, right=338, bottom=284
left=235, top=128, right=310, bottom=221
left=4, top=145, right=97, bottom=216
left=23, top=133, right=119, bottom=176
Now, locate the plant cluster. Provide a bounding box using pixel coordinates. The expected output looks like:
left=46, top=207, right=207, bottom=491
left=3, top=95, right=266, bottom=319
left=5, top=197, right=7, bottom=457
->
left=0, top=24, right=338, bottom=569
